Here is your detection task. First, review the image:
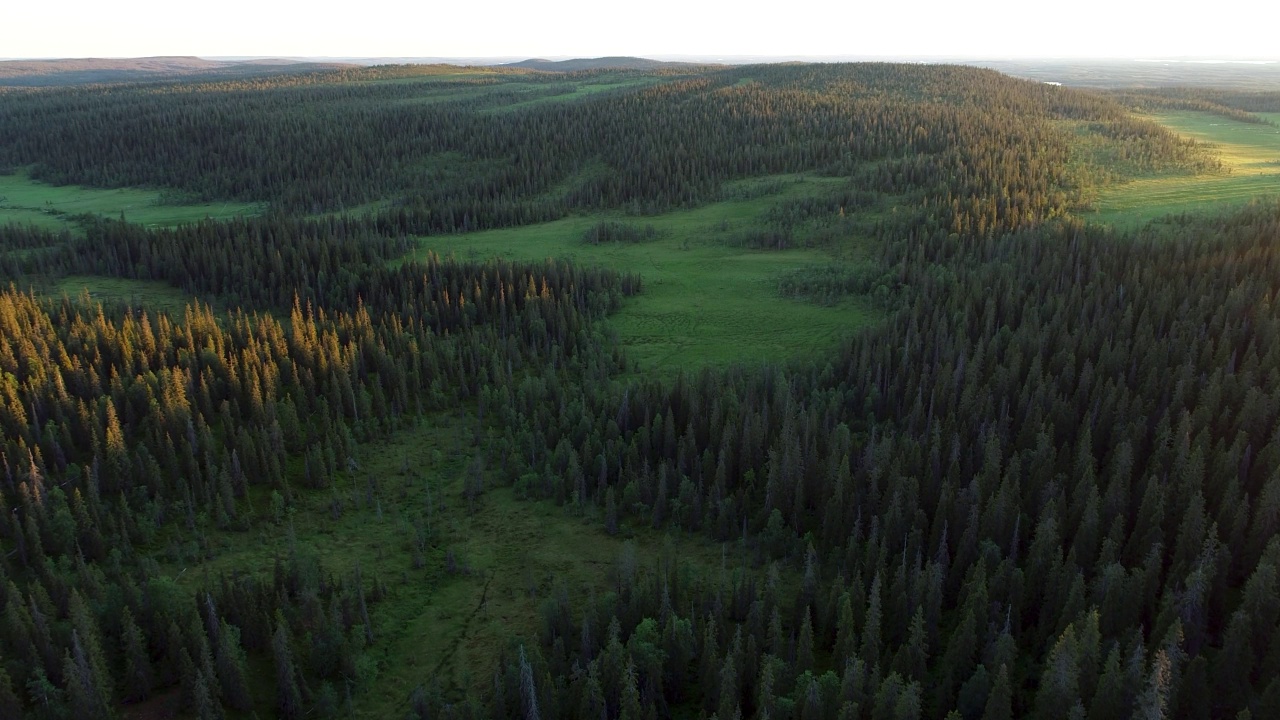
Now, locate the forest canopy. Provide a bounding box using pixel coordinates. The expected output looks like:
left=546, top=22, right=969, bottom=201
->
left=0, top=61, right=1278, bottom=720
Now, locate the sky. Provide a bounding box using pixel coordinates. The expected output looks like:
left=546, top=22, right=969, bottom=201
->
left=4, top=0, right=1278, bottom=61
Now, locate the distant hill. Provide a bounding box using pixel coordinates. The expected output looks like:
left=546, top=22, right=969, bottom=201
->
left=968, top=58, right=1280, bottom=89
left=0, top=56, right=354, bottom=86
left=503, top=56, right=710, bottom=72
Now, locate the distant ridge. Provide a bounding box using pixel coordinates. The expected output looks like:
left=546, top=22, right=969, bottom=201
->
left=969, top=58, right=1280, bottom=89
left=503, top=56, right=710, bottom=72
left=0, top=56, right=355, bottom=86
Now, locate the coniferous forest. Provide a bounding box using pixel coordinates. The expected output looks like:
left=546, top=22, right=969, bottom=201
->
left=0, top=61, right=1279, bottom=719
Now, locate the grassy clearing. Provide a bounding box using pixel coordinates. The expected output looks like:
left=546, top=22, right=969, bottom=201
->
left=1087, top=111, right=1280, bottom=228
left=414, top=175, right=880, bottom=374
left=51, top=275, right=212, bottom=315
left=160, top=410, right=737, bottom=718
left=0, top=169, right=262, bottom=232
left=1153, top=112, right=1280, bottom=170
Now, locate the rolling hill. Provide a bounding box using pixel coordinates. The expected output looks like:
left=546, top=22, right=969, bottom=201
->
left=0, top=55, right=353, bottom=86
left=503, top=55, right=711, bottom=72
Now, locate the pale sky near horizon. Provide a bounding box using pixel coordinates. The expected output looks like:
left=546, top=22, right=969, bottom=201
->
left=3, top=0, right=1277, bottom=61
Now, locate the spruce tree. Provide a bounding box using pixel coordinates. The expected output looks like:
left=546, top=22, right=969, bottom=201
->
left=272, top=612, right=304, bottom=720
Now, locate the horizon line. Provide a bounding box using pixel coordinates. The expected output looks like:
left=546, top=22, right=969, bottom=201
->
left=3, top=53, right=1279, bottom=64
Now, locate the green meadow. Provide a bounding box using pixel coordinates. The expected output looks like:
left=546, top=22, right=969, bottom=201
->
left=51, top=275, right=214, bottom=315
left=0, top=168, right=262, bottom=231
left=414, top=176, right=881, bottom=374
left=1087, top=111, right=1280, bottom=228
